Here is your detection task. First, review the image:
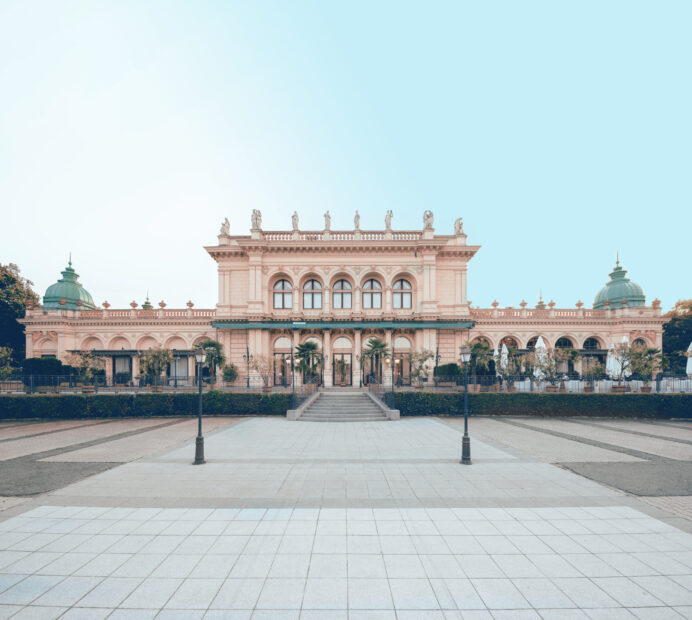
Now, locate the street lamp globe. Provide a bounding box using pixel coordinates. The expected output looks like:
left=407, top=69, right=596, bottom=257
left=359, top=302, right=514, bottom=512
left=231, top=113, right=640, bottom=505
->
left=460, top=345, right=471, bottom=364
left=195, top=347, right=205, bottom=364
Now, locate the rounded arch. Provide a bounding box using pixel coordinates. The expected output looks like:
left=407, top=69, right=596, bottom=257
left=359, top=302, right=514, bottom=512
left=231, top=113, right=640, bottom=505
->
left=269, top=273, right=296, bottom=289
left=136, top=336, right=159, bottom=350
left=526, top=336, right=542, bottom=350
left=393, top=336, right=412, bottom=349
left=165, top=336, right=187, bottom=350
left=108, top=336, right=131, bottom=350
left=299, top=273, right=324, bottom=289
left=582, top=336, right=603, bottom=350
left=392, top=277, right=413, bottom=310
left=470, top=335, right=494, bottom=348
left=360, top=273, right=384, bottom=289
left=361, top=275, right=384, bottom=310
left=632, top=337, right=648, bottom=347
left=555, top=336, right=575, bottom=348
left=303, top=336, right=322, bottom=349
left=389, top=271, right=417, bottom=287
left=499, top=336, right=519, bottom=350
left=81, top=336, right=103, bottom=350
left=273, top=336, right=292, bottom=349
left=329, top=273, right=355, bottom=289
left=35, top=338, right=57, bottom=355
left=192, top=336, right=211, bottom=347
left=332, top=336, right=352, bottom=349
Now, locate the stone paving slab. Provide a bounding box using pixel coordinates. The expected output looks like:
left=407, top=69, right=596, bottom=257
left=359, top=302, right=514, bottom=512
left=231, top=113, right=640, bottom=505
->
left=0, top=419, right=170, bottom=461
left=41, top=418, right=239, bottom=463
left=521, top=419, right=692, bottom=461
left=0, top=420, right=105, bottom=442
left=457, top=419, right=643, bottom=463
left=0, top=417, right=691, bottom=617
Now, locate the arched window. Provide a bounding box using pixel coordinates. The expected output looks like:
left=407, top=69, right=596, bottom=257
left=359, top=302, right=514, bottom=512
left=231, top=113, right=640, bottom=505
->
left=392, top=279, right=412, bottom=309
left=332, top=279, right=352, bottom=309
left=526, top=337, right=539, bottom=350
left=583, top=337, right=601, bottom=350
left=273, top=279, right=293, bottom=309
left=302, top=279, right=322, bottom=310
left=362, top=279, right=382, bottom=309
left=633, top=338, right=647, bottom=347
left=499, top=336, right=519, bottom=350
left=555, top=337, right=574, bottom=348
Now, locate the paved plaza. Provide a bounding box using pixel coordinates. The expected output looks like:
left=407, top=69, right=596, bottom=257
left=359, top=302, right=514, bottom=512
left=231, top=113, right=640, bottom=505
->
left=0, top=415, right=691, bottom=618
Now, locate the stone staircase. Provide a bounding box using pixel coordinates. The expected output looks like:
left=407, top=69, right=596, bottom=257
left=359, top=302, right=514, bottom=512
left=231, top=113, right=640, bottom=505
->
left=299, top=391, right=389, bottom=422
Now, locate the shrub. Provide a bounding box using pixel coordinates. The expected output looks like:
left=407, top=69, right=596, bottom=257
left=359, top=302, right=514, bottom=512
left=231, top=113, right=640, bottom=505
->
left=435, top=363, right=460, bottom=377
left=223, top=364, right=238, bottom=383
left=21, top=357, right=64, bottom=376
left=393, top=392, right=691, bottom=419
left=0, top=392, right=294, bottom=419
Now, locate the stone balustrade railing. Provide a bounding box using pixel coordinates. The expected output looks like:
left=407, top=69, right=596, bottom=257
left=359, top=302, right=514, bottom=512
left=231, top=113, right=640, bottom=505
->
left=261, top=230, right=422, bottom=242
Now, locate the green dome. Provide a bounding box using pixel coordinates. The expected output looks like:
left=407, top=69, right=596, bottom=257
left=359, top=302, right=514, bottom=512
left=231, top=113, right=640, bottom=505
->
left=593, top=261, right=645, bottom=309
left=43, top=261, right=96, bottom=310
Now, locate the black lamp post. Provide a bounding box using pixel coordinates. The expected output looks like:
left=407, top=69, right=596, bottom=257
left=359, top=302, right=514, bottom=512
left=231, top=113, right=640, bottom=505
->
left=460, top=345, right=472, bottom=465
left=194, top=347, right=205, bottom=465
left=242, top=348, right=252, bottom=388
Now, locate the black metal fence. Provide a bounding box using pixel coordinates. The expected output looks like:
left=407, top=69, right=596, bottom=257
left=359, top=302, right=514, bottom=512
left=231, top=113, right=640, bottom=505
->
left=370, top=374, right=692, bottom=394
left=0, top=374, right=321, bottom=395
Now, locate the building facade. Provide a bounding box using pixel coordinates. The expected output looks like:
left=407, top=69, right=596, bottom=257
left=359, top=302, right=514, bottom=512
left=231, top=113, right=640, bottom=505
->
left=21, top=212, right=665, bottom=386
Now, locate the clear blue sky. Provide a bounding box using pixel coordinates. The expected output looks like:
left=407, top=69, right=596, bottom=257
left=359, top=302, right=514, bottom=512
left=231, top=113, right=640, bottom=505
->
left=1, top=1, right=689, bottom=310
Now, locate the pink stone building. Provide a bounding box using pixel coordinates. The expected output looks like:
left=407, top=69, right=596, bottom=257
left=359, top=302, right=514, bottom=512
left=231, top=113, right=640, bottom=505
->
left=21, top=213, right=664, bottom=387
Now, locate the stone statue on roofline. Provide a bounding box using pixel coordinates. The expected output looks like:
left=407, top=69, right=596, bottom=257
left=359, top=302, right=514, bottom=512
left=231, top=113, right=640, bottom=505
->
left=220, top=217, right=230, bottom=235
left=251, top=209, right=262, bottom=230
left=354, top=210, right=360, bottom=230
left=324, top=210, right=331, bottom=230
left=292, top=211, right=299, bottom=231
left=385, top=210, right=393, bottom=231
left=423, top=210, right=434, bottom=230
left=454, top=217, right=463, bottom=235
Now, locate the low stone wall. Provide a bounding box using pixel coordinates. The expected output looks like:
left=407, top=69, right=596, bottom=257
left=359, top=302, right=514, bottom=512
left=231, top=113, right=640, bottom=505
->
left=393, top=392, right=692, bottom=418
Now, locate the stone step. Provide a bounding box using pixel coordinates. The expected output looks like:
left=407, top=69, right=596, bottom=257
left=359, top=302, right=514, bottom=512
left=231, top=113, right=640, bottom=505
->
left=299, top=392, right=389, bottom=423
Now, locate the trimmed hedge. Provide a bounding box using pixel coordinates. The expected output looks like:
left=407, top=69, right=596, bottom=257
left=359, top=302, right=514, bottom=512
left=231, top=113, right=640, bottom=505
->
left=393, top=392, right=692, bottom=419
left=0, top=392, right=292, bottom=419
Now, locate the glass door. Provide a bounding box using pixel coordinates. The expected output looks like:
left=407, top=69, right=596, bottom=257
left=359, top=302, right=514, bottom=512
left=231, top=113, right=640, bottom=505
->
left=333, top=353, right=352, bottom=386
left=273, top=353, right=292, bottom=386
left=393, top=353, right=410, bottom=386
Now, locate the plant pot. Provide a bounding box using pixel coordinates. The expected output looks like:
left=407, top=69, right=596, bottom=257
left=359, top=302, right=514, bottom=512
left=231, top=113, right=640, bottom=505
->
left=506, top=386, right=516, bottom=393
left=81, top=385, right=95, bottom=394
left=583, top=385, right=593, bottom=393
left=611, top=385, right=627, bottom=393
left=262, top=386, right=272, bottom=393
left=640, top=386, right=652, bottom=393
left=152, top=385, right=163, bottom=393
left=545, top=385, right=560, bottom=393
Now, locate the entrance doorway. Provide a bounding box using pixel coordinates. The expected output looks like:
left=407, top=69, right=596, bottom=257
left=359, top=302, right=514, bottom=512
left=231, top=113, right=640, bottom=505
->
left=273, top=353, right=292, bottom=386
left=393, top=353, right=411, bottom=386
left=362, top=355, right=383, bottom=385
left=332, top=353, right=352, bottom=386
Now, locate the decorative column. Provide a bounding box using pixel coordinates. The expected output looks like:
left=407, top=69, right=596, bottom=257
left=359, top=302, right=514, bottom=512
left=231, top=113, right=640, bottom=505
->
left=323, top=286, right=330, bottom=314
left=354, top=330, right=362, bottom=387
left=187, top=355, right=195, bottom=381
left=354, top=286, right=362, bottom=313
left=132, top=355, right=140, bottom=381
left=323, top=330, right=332, bottom=387
left=385, top=286, right=392, bottom=313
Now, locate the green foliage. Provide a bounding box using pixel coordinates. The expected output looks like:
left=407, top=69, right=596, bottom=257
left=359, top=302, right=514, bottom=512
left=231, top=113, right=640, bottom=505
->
left=223, top=364, right=238, bottom=383
left=295, top=341, right=322, bottom=378
left=468, top=340, right=492, bottom=375
left=581, top=359, right=606, bottom=380
left=629, top=342, right=662, bottom=382
left=197, top=339, right=226, bottom=373
left=434, top=363, right=460, bottom=377
left=663, top=300, right=692, bottom=374
left=393, top=392, right=691, bottom=419
left=21, top=357, right=65, bottom=375
left=64, top=351, right=106, bottom=381
left=0, top=392, right=293, bottom=419
left=0, top=347, right=13, bottom=379
left=406, top=349, right=434, bottom=386
left=0, top=263, right=39, bottom=363
left=138, top=348, right=173, bottom=378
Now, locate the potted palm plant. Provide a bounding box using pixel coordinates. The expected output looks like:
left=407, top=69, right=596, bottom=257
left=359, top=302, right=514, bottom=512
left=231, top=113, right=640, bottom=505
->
left=629, top=342, right=661, bottom=393
left=468, top=341, right=492, bottom=392
left=361, top=338, right=389, bottom=385
left=138, top=348, right=172, bottom=392
left=295, top=341, right=323, bottom=386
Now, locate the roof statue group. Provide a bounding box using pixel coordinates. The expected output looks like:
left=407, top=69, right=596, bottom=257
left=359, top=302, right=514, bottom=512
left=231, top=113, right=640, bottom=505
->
left=220, top=209, right=464, bottom=235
